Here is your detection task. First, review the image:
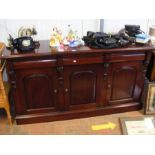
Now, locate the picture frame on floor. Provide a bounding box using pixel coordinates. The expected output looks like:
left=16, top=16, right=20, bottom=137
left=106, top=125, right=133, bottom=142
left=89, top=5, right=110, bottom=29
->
left=145, top=82, right=155, bottom=114
left=119, top=116, right=155, bottom=135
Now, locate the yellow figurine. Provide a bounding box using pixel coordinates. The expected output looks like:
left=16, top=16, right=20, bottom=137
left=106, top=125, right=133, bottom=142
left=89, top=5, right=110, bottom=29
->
left=49, top=25, right=84, bottom=48
left=50, top=27, right=63, bottom=47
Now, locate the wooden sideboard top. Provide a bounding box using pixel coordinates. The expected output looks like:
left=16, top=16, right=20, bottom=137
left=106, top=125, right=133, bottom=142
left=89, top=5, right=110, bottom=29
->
left=1, top=40, right=155, bottom=60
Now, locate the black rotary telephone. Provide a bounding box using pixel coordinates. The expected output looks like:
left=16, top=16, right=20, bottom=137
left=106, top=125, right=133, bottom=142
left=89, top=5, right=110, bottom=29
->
left=12, top=36, right=36, bottom=52
left=8, top=35, right=40, bottom=53
left=7, top=26, right=40, bottom=53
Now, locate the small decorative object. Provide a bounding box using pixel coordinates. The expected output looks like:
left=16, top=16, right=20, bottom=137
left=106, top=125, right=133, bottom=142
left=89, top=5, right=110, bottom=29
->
left=18, top=25, right=37, bottom=37
left=145, top=82, right=155, bottom=114
left=149, top=25, right=155, bottom=46
left=7, top=34, right=14, bottom=50
left=64, top=25, right=84, bottom=48
left=120, top=116, right=155, bottom=135
left=62, top=37, right=69, bottom=46
left=49, top=27, right=63, bottom=47
left=135, top=33, right=150, bottom=44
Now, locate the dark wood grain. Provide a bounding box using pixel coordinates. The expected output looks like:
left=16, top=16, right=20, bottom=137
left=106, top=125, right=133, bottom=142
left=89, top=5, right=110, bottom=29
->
left=12, top=65, right=58, bottom=115
left=63, top=64, right=103, bottom=111
left=147, top=51, right=155, bottom=81
left=108, top=61, right=143, bottom=105
left=2, top=40, right=155, bottom=124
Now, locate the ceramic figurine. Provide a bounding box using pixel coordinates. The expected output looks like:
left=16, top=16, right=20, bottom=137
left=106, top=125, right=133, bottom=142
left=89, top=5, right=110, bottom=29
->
left=62, top=37, right=69, bottom=46
left=66, top=25, right=77, bottom=41
left=66, top=25, right=84, bottom=47
left=50, top=25, right=84, bottom=48
left=50, top=27, right=63, bottom=47
left=50, top=36, right=60, bottom=47
left=69, top=39, right=84, bottom=48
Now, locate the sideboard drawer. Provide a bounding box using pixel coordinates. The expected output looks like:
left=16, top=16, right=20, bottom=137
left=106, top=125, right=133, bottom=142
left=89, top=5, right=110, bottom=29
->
left=63, top=56, right=103, bottom=65
left=108, top=53, right=145, bottom=62
left=13, top=59, right=57, bottom=69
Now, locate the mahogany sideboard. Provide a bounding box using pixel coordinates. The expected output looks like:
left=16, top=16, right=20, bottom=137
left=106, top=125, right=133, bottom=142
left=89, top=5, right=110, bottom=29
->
left=1, top=40, right=155, bottom=124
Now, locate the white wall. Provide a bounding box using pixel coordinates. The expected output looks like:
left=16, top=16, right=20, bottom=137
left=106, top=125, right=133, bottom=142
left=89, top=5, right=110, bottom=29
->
left=1, top=19, right=155, bottom=45
left=103, top=19, right=149, bottom=33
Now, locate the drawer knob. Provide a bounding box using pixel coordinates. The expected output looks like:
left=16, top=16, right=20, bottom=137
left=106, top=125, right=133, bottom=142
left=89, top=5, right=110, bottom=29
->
left=107, top=84, right=111, bottom=89
left=65, top=88, right=69, bottom=93
left=53, top=89, right=57, bottom=93
left=73, top=60, right=77, bottom=63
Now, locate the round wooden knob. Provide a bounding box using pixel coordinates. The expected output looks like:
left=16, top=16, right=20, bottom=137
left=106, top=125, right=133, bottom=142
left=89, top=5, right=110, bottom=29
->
left=65, top=88, right=69, bottom=92
left=107, top=84, right=111, bottom=89
left=54, top=89, right=57, bottom=93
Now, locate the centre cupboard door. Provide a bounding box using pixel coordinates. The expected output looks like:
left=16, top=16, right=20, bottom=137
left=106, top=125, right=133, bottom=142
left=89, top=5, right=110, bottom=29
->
left=63, top=64, right=104, bottom=111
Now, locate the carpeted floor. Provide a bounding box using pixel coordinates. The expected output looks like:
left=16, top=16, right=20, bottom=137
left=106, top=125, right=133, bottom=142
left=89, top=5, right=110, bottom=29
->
left=0, top=110, right=147, bottom=135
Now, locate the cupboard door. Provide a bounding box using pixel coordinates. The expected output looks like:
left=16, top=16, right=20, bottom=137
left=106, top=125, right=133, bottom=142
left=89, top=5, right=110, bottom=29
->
left=64, top=64, right=103, bottom=110
left=13, top=61, right=59, bottom=115
left=107, top=61, right=144, bottom=105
